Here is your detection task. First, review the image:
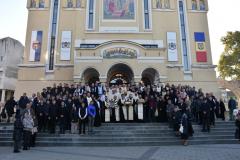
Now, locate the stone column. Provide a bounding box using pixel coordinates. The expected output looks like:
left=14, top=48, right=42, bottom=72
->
left=1, top=89, right=5, bottom=103
left=99, top=76, right=107, bottom=84
left=134, top=76, right=142, bottom=84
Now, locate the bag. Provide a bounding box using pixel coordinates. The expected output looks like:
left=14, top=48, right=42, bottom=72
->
left=155, top=109, right=158, bottom=117
left=32, top=127, right=38, bottom=133
left=179, top=124, right=184, bottom=133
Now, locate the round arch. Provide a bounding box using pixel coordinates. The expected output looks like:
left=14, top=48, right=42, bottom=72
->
left=107, top=63, right=134, bottom=85
left=82, top=67, right=100, bottom=84
left=141, top=68, right=160, bottom=85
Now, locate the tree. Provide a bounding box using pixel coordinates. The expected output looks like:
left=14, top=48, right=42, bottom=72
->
left=218, top=31, right=240, bottom=102
left=218, top=31, right=240, bottom=80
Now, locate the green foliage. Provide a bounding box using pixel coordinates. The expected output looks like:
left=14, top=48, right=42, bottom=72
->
left=218, top=31, right=240, bottom=80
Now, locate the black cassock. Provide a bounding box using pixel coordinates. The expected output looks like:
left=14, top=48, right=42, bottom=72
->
left=94, top=100, right=101, bottom=127
left=118, top=99, right=125, bottom=122
left=158, top=100, right=167, bottom=122
left=57, top=106, right=68, bottom=134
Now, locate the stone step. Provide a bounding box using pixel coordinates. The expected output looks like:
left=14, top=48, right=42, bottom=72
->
left=95, top=125, right=235, bottom=129
left=0, top=135, right=236, bottom=142
left=102, top=121, right=235, bottom=126
left=1, top=126, right=236, bottom=132
left=0, top=121, right=237, bottom=147
left=0, top=121, right=234, bottom=126
left=0, top=130, right=235, bottom=136
left=0, top=125, right=236, bottom=132
left=0, top=139, right=238, bottom=147
left=0, top=130, right=235, bottom=138
left=1, top=122, right=235, bottom=130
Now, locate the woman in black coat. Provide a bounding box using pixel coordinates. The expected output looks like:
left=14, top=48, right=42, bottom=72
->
left=5, top=97, right=17, bottom=123
left=157, top=96, right=167, bottom=122
left=180, top=112, right=189, bottom=146
left=235, top=112, right=240, bottom=141
left=13, top=110, right=23, bottom=153
left=219, top=99, right=226, bottom=121
left=93, top=97, right=101, bottom=127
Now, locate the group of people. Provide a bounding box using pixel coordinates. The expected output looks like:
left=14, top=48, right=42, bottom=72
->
left=0, top=82, right=239, bottom=152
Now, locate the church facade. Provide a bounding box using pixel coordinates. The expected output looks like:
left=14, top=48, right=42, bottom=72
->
left=15, top=0, right=219, bottom=98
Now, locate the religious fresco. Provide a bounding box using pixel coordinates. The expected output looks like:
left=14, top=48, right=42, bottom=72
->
left=153, top=0, right=163, bottom=9
left=152, top=0, right=170, bottom=9
left=103, top=0, right=135, bottom=20
left=199, top=0, right=206, bottom=10
left=31, top=0, right=36, bottom=8
left=39, top=0, right=45, bottom=8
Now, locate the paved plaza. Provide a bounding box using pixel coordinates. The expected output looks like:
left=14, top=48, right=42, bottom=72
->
left=0, top=144, right=240, bottom=160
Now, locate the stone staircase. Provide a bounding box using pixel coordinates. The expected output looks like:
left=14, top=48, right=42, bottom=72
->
left=0, top=121, right=238, bottom=146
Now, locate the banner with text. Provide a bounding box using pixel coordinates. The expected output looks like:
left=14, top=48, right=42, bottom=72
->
left=167, top=32, right=178, bottom=61
left=60, top=31, right=71, bottom=60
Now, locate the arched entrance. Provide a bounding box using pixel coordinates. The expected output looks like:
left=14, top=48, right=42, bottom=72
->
left=141, top=68, right=160, bottom=85
left=107, top=63, right=134, bottom=85
left=82, top=68, right=100, bottom=84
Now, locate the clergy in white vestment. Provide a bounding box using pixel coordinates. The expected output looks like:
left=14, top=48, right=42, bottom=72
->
left=120, top=94, right=127, bottom=121
left=104, top=96, right=110, bottom=122
left=133, top=93, right=139, bottom=117
left=86, top=92, right=92, bottom=106
left=113, top=96, right=120, bottom=122
left=125, top=94, right=134, bottom=121
left=137, top=95, right=145, bottom=120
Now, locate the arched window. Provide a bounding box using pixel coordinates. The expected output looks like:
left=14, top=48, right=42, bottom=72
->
left=192, top=0, right=197, bottom=10
left=39, top=0, right=45, bottom=8
left=143, top=0, right=150, bottom=29
left=87, top=0, right=95, bottom=29
left=67, top=0, right=73, bottom=8
left=164, top=0, right=170, bottom=9
left=199, top=0, right=206, bottom=10
left=30, top=0, right=36, bottom=8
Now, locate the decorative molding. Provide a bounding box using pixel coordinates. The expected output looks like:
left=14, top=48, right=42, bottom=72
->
left=75, top=56, right=103, bottom=63
left=137, top=57, right=165, bottom=63
left=75, top=39, right=164, bottom=49
left=55, top=64, right=74, bottom=67
left=18, top=64, right=45, bottom=68
left=160, top=76, right=168, bottom=79
left=28, top=8, right=49, bottom=11
left=166, top=64, right=183, bottom=68
left=99, top=27, right=139, bottom=33
left=188, top=10, right=208, bottom=13
left=63, top=8, right=84, bottom=11
left=152, top=9, right=175, bottom=12
left=85, top=31, right=153, bottom=34
left=75, top=56, right=103, bottom=60
left=192, top=64, right=217, bottom=69
left=73, top=76, right=81, bottom=79
left=138, top=57, right=165, bottom=60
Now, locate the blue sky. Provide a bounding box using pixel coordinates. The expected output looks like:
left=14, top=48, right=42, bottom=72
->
left=0, top=0, right=240, bottom=65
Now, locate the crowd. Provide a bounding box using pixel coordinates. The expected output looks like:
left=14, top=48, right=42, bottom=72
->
left=0, top=82, right=239, bottom=152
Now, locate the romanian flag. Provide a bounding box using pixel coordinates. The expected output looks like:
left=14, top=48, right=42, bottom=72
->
left=194, top=32, right=207, bottom=62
